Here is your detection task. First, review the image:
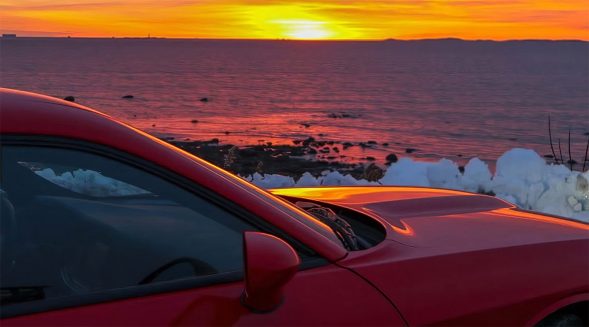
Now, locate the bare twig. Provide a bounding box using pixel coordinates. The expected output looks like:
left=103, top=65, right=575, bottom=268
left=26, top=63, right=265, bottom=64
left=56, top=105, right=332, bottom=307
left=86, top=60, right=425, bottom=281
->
left=583, top=136, right=589, bottom=172
left=548, top=115, right=559, bottom=164
left=558, top=138, right=564, bottom=164
left=568, top=129, right=573, bottom=170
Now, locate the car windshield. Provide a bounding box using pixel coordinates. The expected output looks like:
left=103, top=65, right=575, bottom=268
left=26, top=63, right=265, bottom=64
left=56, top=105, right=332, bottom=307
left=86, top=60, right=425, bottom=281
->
left=237, top=185, right=344, bottom=246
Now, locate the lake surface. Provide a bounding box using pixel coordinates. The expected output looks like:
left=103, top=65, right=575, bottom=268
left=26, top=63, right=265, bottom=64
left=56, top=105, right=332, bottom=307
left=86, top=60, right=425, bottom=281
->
left=1, top=38, right=588, bottom=166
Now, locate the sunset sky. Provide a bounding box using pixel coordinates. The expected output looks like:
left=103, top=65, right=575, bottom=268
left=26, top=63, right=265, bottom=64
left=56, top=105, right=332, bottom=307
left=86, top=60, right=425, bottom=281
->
left=1, top=0, right=588, bottom=40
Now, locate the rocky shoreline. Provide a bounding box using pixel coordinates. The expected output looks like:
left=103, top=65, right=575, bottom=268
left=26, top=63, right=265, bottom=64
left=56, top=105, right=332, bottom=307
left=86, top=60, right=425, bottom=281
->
left=166, top=138, right=389, bottom=181
left=164, top=135, right=588, bottom=183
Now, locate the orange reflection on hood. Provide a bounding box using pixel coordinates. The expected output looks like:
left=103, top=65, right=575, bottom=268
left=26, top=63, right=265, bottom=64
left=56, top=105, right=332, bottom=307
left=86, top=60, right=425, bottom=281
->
left=389, top=220, right=415, bottom=236
left=270, top=186, right=470, bottom=204
left=491, top=208, right=589, bottom=231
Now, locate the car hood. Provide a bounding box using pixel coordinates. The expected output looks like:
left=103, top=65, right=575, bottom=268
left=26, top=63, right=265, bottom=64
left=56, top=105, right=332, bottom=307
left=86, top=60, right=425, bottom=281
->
left=271, top=186, right=589, bottom=250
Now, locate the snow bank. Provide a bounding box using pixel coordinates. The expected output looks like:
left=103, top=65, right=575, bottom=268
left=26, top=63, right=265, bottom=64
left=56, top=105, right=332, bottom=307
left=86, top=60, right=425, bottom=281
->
left=241, top=171, right=378, bottom=188
left=246, top=148, right=589, bottom=223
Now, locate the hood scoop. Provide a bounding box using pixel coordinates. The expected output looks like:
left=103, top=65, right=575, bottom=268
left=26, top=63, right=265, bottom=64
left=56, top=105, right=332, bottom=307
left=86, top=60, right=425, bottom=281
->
left=363, top=195, right=512, bottom=227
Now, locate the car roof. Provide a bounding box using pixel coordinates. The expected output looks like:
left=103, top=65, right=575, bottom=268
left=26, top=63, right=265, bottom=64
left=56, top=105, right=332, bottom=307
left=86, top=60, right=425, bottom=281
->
left=0, top=88, right=105, bottom=113
left=0, top=88, right=118, bottom=135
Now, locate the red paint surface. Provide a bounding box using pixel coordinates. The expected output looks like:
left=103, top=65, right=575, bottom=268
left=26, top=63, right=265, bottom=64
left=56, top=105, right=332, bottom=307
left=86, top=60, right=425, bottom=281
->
left=2, top=88, right=587, bottom=326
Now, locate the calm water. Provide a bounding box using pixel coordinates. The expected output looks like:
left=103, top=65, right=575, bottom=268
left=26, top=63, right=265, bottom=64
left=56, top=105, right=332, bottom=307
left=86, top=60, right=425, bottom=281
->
left=1, top=38, right=588, bottom=165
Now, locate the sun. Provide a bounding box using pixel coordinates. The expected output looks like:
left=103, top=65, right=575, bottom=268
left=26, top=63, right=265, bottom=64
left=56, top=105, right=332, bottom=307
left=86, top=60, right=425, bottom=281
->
left=242, top=4, right=351, bottom=40
left=274, top=19, right=333, bottom=40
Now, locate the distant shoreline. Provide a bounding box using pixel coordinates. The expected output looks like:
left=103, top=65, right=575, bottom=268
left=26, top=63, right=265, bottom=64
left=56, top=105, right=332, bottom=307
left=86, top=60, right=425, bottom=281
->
left=2, top=36, right=587, bottom=43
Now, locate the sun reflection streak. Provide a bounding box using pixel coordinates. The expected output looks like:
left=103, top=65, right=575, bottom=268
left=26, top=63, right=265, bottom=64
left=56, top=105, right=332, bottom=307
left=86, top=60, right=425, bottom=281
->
left=271, top=187, right=469, bottom=204
left=388, top=220, right=415, bottom=236
left=490, top=208, right=589, bottom=231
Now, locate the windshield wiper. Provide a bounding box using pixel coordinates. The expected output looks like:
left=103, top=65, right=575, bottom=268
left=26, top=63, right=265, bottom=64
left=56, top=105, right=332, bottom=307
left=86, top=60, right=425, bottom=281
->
left=296, top=201, right=360, bottom=251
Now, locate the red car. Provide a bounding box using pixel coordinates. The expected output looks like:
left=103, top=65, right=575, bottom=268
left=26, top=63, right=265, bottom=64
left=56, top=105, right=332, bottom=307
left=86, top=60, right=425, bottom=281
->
left=0, top=88, right=587, bottom=326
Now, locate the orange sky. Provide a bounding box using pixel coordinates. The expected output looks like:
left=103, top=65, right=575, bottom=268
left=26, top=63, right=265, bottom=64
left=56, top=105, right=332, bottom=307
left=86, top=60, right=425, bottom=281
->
left=1, top=0, right=588, bottom=40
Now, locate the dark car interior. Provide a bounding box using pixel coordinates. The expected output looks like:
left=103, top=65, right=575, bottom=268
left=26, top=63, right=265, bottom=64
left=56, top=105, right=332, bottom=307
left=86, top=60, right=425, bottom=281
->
left=0, top=145, right=254, bottom=305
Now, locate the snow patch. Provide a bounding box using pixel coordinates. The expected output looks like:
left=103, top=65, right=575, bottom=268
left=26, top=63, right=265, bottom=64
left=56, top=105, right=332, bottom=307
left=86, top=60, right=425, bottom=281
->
left=462, top=158, right=492, bottom=193
left=295, top=172, right=321, bottom=187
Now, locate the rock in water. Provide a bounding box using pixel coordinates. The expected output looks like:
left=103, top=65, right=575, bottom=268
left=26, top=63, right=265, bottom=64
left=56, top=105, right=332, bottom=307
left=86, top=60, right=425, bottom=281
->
left=385, top=153, right=398, bottom=164
left=302, top=137, right=315, bottom=147
left=63, top=96, right=75, bottom=102
left=199, top=97, right=209, bottom=102
left=122, top=95, right=134, bottom=99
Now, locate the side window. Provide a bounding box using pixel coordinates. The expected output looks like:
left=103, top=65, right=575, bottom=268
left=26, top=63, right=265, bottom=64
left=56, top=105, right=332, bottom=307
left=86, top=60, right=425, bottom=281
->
left=0, top=145, right=257, bottom=305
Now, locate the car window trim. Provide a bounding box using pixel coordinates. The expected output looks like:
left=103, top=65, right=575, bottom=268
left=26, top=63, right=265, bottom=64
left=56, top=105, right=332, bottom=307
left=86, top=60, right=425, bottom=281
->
left=0, top=271, right=242, bottom=318
left=1, top=257, right=326, bottom=319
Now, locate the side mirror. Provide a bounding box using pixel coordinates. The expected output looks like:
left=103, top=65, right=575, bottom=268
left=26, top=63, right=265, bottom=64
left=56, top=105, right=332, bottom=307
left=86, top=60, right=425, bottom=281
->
left=242, top=231, right=300, bottom=313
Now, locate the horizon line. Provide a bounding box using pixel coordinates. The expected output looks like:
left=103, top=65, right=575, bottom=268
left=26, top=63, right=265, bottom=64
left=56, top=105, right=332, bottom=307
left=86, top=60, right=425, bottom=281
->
left=1, top=35, right=588, bottom=43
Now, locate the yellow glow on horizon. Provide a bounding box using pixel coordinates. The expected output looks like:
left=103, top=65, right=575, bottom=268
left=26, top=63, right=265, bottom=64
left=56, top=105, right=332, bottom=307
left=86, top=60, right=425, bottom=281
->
left=241, top=4, right=359, bottom=40
left=1, top=0, right=588, bottom=40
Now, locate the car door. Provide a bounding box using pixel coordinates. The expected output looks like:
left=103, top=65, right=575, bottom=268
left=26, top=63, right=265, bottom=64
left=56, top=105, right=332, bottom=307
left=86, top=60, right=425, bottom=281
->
left=0, top=139, right=405, bottom=326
